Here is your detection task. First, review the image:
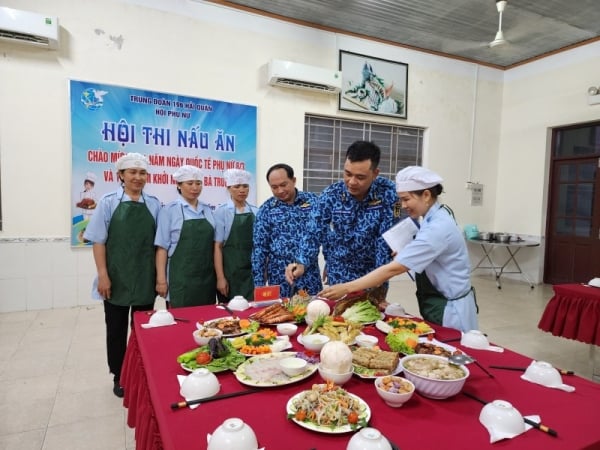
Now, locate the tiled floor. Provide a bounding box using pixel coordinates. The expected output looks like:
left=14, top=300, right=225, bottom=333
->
left=0, top=275, right=597, bottom=449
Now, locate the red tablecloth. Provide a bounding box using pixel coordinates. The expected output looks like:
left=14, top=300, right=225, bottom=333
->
left=122, top=305, right=600, bottom=450
left=538, top=284, right=600, bottom=346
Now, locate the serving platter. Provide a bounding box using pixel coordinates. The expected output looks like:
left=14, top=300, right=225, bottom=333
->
left=375, top=318, right=434, bottom=336
left=234, top=337, right=293, bottom=357
left=200, top=316, right=258, bottom=337
left=352, top=359, right=403, bottom=379
left=234, top=352, right=318, bottom=387
left=180, top=351, right=246, bottom=373
left=286, top=388, right=371, bottom=434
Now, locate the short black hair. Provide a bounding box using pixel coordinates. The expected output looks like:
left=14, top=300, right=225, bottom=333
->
left=266, top=163, right=294, bottom=181
left=345, top=141, right=381, bottom=170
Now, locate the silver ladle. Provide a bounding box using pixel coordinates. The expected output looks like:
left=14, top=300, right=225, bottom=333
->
left=448, top=353, right=495, bottom=378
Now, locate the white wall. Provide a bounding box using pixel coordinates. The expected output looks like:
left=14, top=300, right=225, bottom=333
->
left=0, top=0, right=591, bottom=311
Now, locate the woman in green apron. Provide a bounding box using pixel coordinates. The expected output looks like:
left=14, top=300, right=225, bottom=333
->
left=318, top=166, right=478, bottom=332
left=83, top=153, right=161, bottom=397
left=214, top=169, right=259, bottom=302
left=155, top=165, right=217, bottom=307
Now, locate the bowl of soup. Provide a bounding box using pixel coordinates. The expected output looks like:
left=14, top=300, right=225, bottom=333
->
left=399, top=354, right=469, bottom=399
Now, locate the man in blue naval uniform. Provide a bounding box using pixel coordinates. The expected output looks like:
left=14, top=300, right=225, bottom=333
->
left=285, top=141, right=397, bottom=295
left=252, top=164, right=322, bottom=297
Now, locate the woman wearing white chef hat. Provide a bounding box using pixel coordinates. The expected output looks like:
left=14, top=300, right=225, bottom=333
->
left=154, top=165, right=217, bottom=307
left=83, top=152, right=161, bottom=397
left=214, top=168, right=258, bottom=302
left=319, top=165, right=478, bottom=332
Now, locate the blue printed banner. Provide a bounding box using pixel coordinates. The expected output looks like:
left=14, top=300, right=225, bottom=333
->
left=70, top=80, right=257, bottom=246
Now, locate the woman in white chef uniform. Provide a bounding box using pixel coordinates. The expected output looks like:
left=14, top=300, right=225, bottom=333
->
left=319, top=166, right=478, bottom=332
left=83, top=152, right=161, bottom=397
left=155, top=165, right=217, bottom=307
left=213, top=168, right=258, bottom=302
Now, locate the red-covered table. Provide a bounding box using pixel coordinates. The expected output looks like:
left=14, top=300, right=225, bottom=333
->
left=538, top=284, right=600, bottom=346
left=122, top=305, right=600, bottom=450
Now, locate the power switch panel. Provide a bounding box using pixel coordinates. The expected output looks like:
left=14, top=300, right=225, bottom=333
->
left=470, top=183, right=483, bottom=206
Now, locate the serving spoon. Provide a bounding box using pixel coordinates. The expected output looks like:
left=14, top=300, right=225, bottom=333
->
left=448, top=353, right=495, bottom=378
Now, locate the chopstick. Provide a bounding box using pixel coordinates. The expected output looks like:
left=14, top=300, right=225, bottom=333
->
left=171, top=389, right=261, bottom=409
left=217, top=303, right=238, bottom=318
left=145, top=311, right=189, bottom=322
left=472, top=360, right=495, bottom=378
left=489, top=365, right=574, bottom=375
left=462, top=391, right=558, bottom=437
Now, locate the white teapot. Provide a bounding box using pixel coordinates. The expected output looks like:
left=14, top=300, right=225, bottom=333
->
left=207, top=418, right=263, bottom=450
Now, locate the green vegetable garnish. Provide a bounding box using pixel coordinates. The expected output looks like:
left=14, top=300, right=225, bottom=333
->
left=385, top=330, right=419, bottom=355
left=341, top=300, right=381, bottom=323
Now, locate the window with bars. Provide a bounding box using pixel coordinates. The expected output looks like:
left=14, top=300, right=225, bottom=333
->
left=303, top=114, right=424, bottom=194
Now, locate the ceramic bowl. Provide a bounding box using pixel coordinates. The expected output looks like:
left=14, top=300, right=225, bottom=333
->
left=355, top=334, right=379, bottom=348
left=279, top=357, right=308, bottom=377
left=207, top=418, right=260, bottom=450
left=300, top=333, right=330, bottom=352
left=180, top=368, right=220, bottom=400
left=479, top=400, right=526, bottom=438
left=588, top=277, right=600, bottom=288
left=318, top=363, right=353, bottom=386
left=523, top=361, right=559, bottom=385
left=521, top=361, right=576, bottom=392
left=400, top=354, right=469, bottom=399
left=193, top=327, right=223, bottom=346
left=460, top=330, right=490, bottom=350
left=346, top=427, right=392, bottom=450
left=276, top=323, right=298, bottom=336
left=374, top=375, right=415, bottom=407
left=148, top=309, right=175, bottom=326
left=228, top=296, right=250, bottom=311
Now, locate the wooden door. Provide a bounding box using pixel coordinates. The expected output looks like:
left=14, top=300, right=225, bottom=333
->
left=545, top=157, right=600, bottom=283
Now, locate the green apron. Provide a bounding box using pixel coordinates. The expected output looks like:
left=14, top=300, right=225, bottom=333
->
left=105, top=196, right=156, bottom=306
left=415, top=272, right=447, bottom=325
left=223, top=212, right=254, bottom=300
left=168, top=206, right=216, bottom=307
left=415, top=272, right=477, bottom=326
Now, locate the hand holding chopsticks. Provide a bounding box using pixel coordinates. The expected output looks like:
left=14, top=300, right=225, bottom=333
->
left=462, top=391, right=558, bottom=437
left=171, top=389, right=261, bottom=410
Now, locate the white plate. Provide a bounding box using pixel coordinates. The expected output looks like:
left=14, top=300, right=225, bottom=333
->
left=375, top=318, right=434, bottom=336
left=236, top=337, right=292, bottom=357
left=359, top=312, right=385, bottom=325
left=286, top=389, right=371, bottom=434
left=234, top=352, right=318, bottom=387
left=297, top=332, right=365, bottom=347
left=353, top=359, right=403, bottom=379
left=200, top=316, right=256, bottom=337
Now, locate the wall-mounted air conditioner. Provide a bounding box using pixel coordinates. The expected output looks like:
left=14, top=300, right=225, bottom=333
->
left=0, top=7, right=59, bottom=50
left=268, top=59, right=342, bottom=94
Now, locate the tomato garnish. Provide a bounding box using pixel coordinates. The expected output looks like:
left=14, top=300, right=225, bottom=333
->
left=195, top=352, right=212, bottom=365
left=295, top=410, right=307, bottom=421
left=348, top=412, right=359, bottom=424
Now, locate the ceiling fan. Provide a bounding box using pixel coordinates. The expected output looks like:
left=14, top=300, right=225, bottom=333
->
left=489, top=0, right=509, bottom=47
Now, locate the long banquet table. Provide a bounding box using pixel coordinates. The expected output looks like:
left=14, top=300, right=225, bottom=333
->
left=538, top=283, right=600, bottom=346
left=122, top=304, right=600, bottom=450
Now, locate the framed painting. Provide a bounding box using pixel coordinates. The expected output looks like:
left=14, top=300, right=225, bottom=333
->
left=339, top=50, right=408, bottom=119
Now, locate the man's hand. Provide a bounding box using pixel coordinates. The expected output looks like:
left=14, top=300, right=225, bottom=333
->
left=285, top=263, right=305, bottom=285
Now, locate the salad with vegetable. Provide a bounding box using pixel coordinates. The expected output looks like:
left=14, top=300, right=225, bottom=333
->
left=385, top=329, right=419, bottom=355
left=288, top=382, right=368, bottom=430
left=177, top=337, right=245, bottom=372
left=340, top=300, right=382, bottom=324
